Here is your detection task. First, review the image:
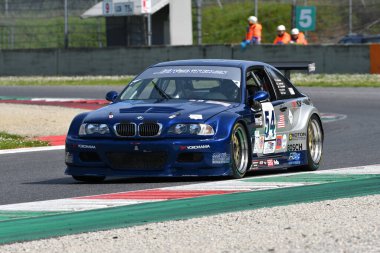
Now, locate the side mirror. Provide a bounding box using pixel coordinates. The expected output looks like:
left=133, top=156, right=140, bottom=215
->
left=253, top=91, right=269, bottom=102
left=105, top=91, right=118, bottom=102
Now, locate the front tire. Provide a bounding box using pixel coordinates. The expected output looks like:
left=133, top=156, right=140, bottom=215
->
left=301, top=115, right=323, bottom=171
left=72, top=175, right=105, bottom=183
left=230, top=123, right=250, bottom=178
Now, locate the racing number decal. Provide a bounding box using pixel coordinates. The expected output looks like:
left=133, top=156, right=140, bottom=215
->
left=261, top=102, right=276, bottom=140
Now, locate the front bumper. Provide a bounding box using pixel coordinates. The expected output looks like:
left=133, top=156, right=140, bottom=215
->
left=65, top=135, right=232, bottom=178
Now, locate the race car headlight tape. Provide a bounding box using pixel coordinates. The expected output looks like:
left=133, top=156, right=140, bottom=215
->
left=79, top=123, right=110, bottom=135
left=169, top=124, right=214, bottom=136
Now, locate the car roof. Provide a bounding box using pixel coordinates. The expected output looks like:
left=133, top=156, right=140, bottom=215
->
left=152, top=59, right=268, bottom=69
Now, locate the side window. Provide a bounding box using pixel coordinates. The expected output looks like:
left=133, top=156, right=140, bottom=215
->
left=252, top=68, right=276, bottom=101
left=266, top=67, right=299, bottom=100
left=245, top=70, right=262, bottom=100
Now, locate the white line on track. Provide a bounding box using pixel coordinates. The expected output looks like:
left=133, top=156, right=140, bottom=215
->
left=0, top=145, right=64, bottom=155
left=0, top=164, right=378, bottom=212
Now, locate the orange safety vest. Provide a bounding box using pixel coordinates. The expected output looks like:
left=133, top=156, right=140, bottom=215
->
left=291, top=32, right=308, bottom=45
left=273, top=32, right=291, bottom=45
left=246, top=23, right=262, bottom=41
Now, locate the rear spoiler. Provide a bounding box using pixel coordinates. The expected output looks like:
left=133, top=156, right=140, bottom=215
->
left=269, top=61, right=316, bottom=80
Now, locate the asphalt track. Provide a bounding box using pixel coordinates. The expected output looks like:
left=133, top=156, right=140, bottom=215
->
left=0, top=86, right=380, bottom=205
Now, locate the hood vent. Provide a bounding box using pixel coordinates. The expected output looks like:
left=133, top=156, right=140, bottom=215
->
left=120, top=106, right=181, bottom=114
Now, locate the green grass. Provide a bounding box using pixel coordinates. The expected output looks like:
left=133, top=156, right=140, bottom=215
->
left=201, top=2, right=292, bottom=44
left=0, top=16, right=106, bottom=49
left=0, top=132, right=49, bottom=150
left=200, top=1, right=380, bottom=44
left=0, top=76, right=134, bottom=86
left=0, top=74, right=379, bottom=87
left=292, top=73, right=380, bottom=87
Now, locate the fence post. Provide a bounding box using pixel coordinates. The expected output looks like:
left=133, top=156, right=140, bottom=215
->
left=196, top=0, right=202, bottom=45
left=64, top=0, right=69, bottom=48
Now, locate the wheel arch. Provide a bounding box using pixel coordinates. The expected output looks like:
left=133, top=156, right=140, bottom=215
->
left=67, top=112, right=89, bottom=136
left=234, top=119, right=253, bottom=169
left=311, top=113, right=324, bottom=142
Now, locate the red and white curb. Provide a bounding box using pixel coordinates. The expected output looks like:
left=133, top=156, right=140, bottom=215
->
left=0, top=165, right=378, bottom=212
left=0, top=146, right=65, bottom=155
left=0, top=97, right=107, bottom=110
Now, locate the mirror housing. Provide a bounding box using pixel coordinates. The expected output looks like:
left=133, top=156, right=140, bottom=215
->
left=253, top=91, right=269, bottom=102
left=248, top=91, right=269, bottom=111
left=105, top=91, right=118, bottom=102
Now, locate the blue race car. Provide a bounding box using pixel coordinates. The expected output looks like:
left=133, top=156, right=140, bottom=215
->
left=65, top=60, right=323, bottom=182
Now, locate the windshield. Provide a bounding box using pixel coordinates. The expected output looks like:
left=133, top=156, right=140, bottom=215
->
left=119, top=66, right=242, bottom=103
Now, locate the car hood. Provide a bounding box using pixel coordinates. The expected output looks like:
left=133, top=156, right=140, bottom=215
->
left=82, top=99, right=239, bottom=124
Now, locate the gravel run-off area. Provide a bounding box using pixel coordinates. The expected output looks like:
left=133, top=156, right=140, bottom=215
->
left=0, top=195, right=379, bottom=253
left=0, top=104, right=88, bottom=137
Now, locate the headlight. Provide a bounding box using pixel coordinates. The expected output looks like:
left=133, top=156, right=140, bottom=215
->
left=79, top=123, right=110, bottom=135
left=98, top=124, right=110, bottom=134
left=174, top=124, right=187, bottom=134
left=86, top=124, right=98, bottom=134
left=169, top=124, right=215, bottom=136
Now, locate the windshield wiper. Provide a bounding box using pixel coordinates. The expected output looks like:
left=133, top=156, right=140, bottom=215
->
left=152, top=80, right=172, bottom=100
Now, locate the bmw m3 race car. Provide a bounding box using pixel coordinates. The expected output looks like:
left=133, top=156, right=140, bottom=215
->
left=65, top=59, right=323, bottom=182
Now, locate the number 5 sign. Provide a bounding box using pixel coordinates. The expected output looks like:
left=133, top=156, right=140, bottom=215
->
left=295, top=6, right=316, bottom=31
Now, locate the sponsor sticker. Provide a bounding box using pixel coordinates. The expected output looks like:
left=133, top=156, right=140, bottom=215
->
left=180, top=145, right=210, bottom=150
left=78, top=144, right=96, bottom=149
left=255, top=116, right=263, bottom=126
left=212, top=153, right=230, bottom=164
left=288, top=110, right=293, bottom=125
left=154, top=68, right=228, bottom=76
left=288, top=152, right=301, bottom=161
left=289, top=132, right=306, bottom=141
left=291, top=101, right=302, bottom=108
left=282, top=134, right=287, bottom=149
left=250, top=160, right=259, bottom=170
left=189, top=114, right=203, bottom=120
left=267, top=159, right=280, bottom=167
left=259, top=136, right=265, bottom=151
left=263, top=140, right=276, bottom=154
left=259, top=160, right=267, bottom=166
left=288, top=143, right=303, bottom=152
left=276, top=135, right=283, bottom=150
left=289, top=161, right=302, bottom=165
left=288, top=88, right=295, bottom=95
left=108, top=112, right=114, bottom=119
left=253, top=131, right=260, bottom=153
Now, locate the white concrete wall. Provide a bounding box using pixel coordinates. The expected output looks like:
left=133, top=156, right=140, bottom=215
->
left=169, top=0, right=193, bottom=45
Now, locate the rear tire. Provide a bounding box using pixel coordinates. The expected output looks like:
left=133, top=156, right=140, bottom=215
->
left=72, top=176, right=105, bottom=183
left=300, top=115, right=323, bottom=171
left=230, top=123, right=250, bottom=178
